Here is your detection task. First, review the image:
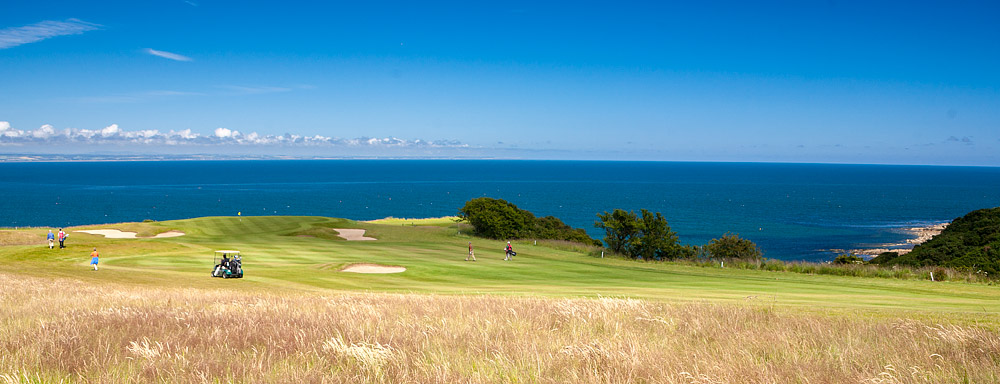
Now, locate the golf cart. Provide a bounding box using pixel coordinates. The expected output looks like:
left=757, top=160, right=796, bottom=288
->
left=211, top=250, right=243, bottom=279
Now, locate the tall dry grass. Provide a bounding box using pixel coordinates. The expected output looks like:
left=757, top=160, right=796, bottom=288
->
left=611, top=256, right=996, bottom=284
left=1, top=272, right=997, bottom=383
left=0, top=231, right=42, bottom=246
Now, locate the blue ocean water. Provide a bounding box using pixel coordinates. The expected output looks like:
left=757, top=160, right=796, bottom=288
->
left=2, top=160, right=999, bottom=262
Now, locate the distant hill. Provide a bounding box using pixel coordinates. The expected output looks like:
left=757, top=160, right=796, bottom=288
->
left=870, top=207, right=1000, bottom=276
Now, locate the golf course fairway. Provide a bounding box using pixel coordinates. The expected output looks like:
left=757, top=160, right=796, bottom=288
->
left=4, top=215, right=998, bottom=316
left=2, top=216, right=998, bottom=383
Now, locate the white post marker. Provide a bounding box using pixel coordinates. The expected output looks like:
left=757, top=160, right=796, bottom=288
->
left=721, top=261, right=724, bottom=268
left=930, top=272, right=935, bottom=282
left=601, top=251, right=604, bottom=258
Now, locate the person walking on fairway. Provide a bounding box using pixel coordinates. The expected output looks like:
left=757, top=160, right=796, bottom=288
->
left=466, top=242, right=476, bottom=261
left=90, top=248, right=99, bottom=271
left=504, top=241, right=515, bottom=261
left=47, top=230, right=55, bottom=249
left=58, top=229, right=66, bottom=249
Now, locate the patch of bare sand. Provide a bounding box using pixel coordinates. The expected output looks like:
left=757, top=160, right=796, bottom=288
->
left=75, top=229, right=186, bottom=239
left=340, top=263, right=405, bottom=274
left=333, top=229, right=376, bottom=241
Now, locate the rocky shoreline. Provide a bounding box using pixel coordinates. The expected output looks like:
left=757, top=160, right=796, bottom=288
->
left=829, top=222, right=949, bottom=257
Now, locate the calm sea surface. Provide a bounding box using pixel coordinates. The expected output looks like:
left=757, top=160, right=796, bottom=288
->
left=2, top=160, right=999, bottom=261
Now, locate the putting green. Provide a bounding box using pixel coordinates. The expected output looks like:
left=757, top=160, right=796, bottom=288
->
left=2, top=216, right=998, bottom=323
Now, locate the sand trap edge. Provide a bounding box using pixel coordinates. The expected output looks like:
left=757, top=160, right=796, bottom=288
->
left=333, top=228, right=377, bottom=241
left=340, top=263, right=405, bottom=274
left=75, top=229, right=186, bottom=239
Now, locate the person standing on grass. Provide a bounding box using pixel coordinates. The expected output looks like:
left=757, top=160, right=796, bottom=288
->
left=47, top=230, right=55, bottom=249
left=504, top=241, right=515, bottom=261
left=466, top=242, right=476, bottom=261
left=58, top=229, right=66, bottom=249
left=90, top=248, right=99, bottom=271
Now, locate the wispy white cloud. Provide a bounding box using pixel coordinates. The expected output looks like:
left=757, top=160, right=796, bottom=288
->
left=74, top=95, right=144, bottom=104
left=143, top=90, right=203, bottom=97
left=145, top=48, right=193, bottom=61
left=218, top=85, right=293, bottom=95
left=0, top=121, right=468, bottom=149
left=70, top=85, right=309, bottom=104
left=0, top=19, right=101, bottom=49
left=71, top=85, right=304, bottom=104
left=72, top=90, right=204, bottom=104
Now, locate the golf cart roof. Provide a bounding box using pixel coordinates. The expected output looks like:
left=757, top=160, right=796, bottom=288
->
left=215, top=250, right=240, bottom=254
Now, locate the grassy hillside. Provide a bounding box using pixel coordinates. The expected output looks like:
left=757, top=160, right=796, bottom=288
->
left=1, top=215, right=998, bottom=317
left=3, top=272, right=997, bottom=383
left=872, top=207, right=1000, bottom=276
left=3, top=216, right=1000, bottom=382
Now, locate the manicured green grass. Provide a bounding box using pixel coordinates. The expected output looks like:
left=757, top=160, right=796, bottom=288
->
left=2, top=215, right=998, bottom=323
left=365, top=216, right=461, bottom=227
left=6, top=216, right=999, bottom=383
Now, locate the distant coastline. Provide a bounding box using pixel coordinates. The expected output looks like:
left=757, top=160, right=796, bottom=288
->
left=828, top=222, right=950, bottom=257
left=4, top=153, right=1000, bottom=167
left=2, top=160, right=996, bottom=262
left=0, top=153, right=493, bottom=162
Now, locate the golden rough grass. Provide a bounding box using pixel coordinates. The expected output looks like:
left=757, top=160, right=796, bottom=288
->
left=365, top=216, right=460, bottom=226
left=1, top=273, right=997, bottom=383
left=0, top=231, right=41, bottom=246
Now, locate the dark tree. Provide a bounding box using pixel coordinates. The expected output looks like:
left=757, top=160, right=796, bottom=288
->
left=635, top=209, right=682, bottom=260
left=596, top=209, right=683, bottom=259
left=534, top=216, right=603, bottom=246
left=595, top=209, right=642, bottom=256
left=459, top=197, right=600, bottom=245
left=458, top=197, right=533, bottom=239
left=705, top=233, right=763, bottom=261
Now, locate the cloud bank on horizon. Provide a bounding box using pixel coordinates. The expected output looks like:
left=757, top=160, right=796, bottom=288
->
left=1, top=3, right=998, bottom=165
left=0, top=121, right=465, bottom=148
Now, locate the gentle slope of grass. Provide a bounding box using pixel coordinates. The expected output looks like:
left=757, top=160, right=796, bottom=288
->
left=2, top=216, right=998, bottom=317
left=2, top=272, right=997, bottom=383
left=365, top=216, right=460, bottom=227
left=2, top=215, right=999, bottom=382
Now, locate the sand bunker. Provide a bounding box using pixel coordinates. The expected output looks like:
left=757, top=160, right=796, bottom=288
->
left=75, top=229, right=186, bottom=239
left=333, top=229, right=377, bottom=241
left=340, top=263, right=405, bottom=274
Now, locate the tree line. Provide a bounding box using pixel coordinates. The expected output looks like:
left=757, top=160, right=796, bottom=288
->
left=459, top=198, right=763, bottom=261
left=459, top=198, right=998, bottom=281
left=594, top=208, right=762, bottom=261
left=458, top=197, right=601, bottom=246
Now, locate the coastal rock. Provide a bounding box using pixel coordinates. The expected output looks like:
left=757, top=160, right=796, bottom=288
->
left=829, top=222, right=949, bottom=257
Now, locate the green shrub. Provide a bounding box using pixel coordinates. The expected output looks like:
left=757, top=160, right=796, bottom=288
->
left=595, top=209, right=685, bottom=260
left=458, top=197, right=600, bottom=245
left=870, top=207, right=1000, bottom=276
left=705, top=233, right=763, bottom=261
left=832, top=254, right=865, bottom=264
left=458, top=197, right=533, bottom=239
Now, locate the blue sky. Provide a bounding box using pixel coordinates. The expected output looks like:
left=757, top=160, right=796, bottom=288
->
left=1, top=1, right=998, bottom=165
